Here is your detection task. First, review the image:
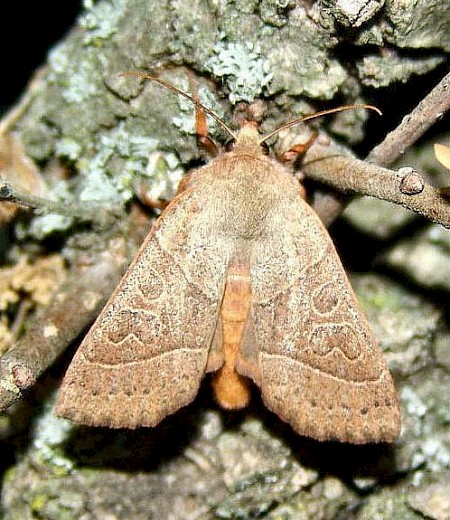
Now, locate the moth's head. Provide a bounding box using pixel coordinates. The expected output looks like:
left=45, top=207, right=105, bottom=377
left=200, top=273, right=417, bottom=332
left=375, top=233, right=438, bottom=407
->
left=226, top=120, right=269, bottom=155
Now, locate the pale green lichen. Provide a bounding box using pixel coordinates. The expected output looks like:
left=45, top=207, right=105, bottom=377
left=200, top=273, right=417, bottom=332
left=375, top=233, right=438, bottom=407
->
left=27, top=214, right=74, bottom=239
left=48, top=44, right=101, bottom=104
left=402, top=386, right=428, bottom=427
left=401, top=386, right=450, bottom=479
left=62, top=60, right=101, bottom=104
left=420, top=438, right=450, bottom=473
left=25, top=181, right=75, bottom=238
left=143, top=152, right=184, bottom=202
left=31, top=401, right=74, bottom=473
left=77, top=166, right=127, bottom=204
left=55, top=138, right=83, bottom=161
left=205, top=41, right=272, bottom=103
left=80, top=0, right=128, bottom=44
left=22, top=117, right=188, bottom=238
left=47, top=41, right=71, bottom=75
left=25, top=122, right=180, bottom=237
left=172, top=84, right=226, bottom=136
left=98, top=123, right=159, bottom=160
left=77, top=122, right=161, bottom=203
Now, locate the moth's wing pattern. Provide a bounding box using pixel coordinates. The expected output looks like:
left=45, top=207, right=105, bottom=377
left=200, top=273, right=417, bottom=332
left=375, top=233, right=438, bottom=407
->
left=238, top=196, right=401, bottom=444
left=56, top=186, right=229, bottom=428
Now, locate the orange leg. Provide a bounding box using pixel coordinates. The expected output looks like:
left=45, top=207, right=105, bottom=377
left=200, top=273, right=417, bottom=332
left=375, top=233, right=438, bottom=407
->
left=135, top=181, right=170, bottom=211
left=279, top=131, right=318, bottom=163
left=194, top=96, right=218, bottom=157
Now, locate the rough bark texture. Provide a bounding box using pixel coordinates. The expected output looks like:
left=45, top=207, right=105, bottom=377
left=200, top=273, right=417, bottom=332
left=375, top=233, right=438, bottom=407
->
left=1, top=1, right=450, bottom=519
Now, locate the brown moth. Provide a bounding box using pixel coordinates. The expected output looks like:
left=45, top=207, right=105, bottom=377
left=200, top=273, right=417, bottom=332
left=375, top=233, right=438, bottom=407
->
left=56, top=74, right=401, bottom=444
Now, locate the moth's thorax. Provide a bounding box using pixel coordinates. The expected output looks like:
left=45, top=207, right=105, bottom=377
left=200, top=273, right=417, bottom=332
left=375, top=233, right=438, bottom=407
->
left=188, top=129, right=302, bottom=239
left=201, top=154, right=297, bottom=240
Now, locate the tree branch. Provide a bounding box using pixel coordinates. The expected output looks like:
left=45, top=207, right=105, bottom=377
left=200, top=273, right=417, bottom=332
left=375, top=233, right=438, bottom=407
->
left=311, top=69, right=450, bottom=226
left=0, top=178, right=119, bottom=226
left=304, top=143, right=450, bottom=229
left=0, top=238, right=130, bottom=412
left=367, top=69, right=450, bottom=167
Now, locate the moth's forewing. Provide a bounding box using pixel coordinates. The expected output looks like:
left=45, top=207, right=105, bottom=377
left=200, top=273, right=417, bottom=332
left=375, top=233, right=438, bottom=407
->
left=56, top=185, right=228, bottom=428
left=234, top=161, right=400, bottom=444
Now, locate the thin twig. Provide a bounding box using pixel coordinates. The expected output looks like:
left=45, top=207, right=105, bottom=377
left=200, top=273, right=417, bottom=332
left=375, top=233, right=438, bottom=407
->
left=367, top=69, right=450, bottom=166
left=0, top=238, right=130, bottom=412
left=304, top=143, right=450, bottom=229
left=0, top=178, right=119, bottom=225
left=311, top=69, right=450, bottom=226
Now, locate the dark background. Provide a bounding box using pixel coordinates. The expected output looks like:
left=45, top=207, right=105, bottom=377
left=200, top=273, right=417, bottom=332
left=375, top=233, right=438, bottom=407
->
left=0, top=1, right=81, bottom=114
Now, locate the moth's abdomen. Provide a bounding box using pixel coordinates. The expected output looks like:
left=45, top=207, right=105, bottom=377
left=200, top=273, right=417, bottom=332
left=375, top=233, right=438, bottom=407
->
left=210, top=254, right=252, bottom=409
left=195, top=152, right=299, bottom=241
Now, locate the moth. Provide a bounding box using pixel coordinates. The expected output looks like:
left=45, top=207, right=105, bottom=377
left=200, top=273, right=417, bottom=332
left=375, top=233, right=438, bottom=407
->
left=56, top=73, right=401, bottom=444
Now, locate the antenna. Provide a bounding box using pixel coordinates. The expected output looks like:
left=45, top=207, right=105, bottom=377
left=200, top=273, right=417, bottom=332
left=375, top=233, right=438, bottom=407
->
left=259, top=105, right=382, bottom=145
left=120, top=72, right=237, bottom=140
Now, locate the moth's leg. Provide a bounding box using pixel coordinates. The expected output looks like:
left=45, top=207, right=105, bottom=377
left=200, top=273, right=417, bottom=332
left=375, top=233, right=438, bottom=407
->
left=278, top=131, right=318, bottom=199
left=194, top=97, right=219, bottom=157
left=176, top=94, right=214, bottom=196
left=137, top=164, right=194, bottom=202
left=176, top=172, right=194, bottom=195
left=135, top=182, right=170, bottom=210
left=278, top=131, right=318, bottom=163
